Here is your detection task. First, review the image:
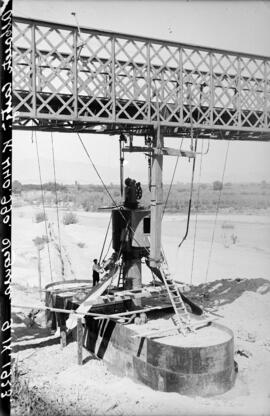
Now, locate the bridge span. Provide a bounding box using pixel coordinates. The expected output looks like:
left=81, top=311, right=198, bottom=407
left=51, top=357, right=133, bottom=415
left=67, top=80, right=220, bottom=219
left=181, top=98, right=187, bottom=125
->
left=13, top=16, right=270, bottom=141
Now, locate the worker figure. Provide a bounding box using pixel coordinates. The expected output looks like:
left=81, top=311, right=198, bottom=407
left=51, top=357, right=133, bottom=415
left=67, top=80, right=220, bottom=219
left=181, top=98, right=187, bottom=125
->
left=124, top=177, right=140, bottom=209
left=92, top=259, right=102, bottom=286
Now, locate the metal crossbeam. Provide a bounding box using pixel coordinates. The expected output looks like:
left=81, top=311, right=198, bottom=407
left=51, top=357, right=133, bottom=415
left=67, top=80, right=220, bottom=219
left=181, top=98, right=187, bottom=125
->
left=12, top=17, right=270, bottom=141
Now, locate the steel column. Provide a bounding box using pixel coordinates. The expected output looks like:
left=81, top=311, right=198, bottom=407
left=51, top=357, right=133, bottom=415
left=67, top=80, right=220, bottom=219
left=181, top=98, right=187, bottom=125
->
left=150, top=125, right=164, bottom=266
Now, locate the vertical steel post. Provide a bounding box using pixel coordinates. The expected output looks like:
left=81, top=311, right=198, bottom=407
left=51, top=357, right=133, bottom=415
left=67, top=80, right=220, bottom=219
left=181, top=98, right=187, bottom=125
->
left=112, top=37, right=116, bottom=121
left=263, top=59, right=267, bottom=129
left=210, top=52, right=213, bottom=126
left=73, top=27, right=78, bottom=119
left=147, top=42, right=151, bottom=123
left=119, top=137, right=124, bottom=196
left=150, top=125, right=164, bottom=267
left=178, top=47, right=183, bottom=125
left=31, top=23, right=36, bottom=118
left=237, top=56, right=241, bottom=128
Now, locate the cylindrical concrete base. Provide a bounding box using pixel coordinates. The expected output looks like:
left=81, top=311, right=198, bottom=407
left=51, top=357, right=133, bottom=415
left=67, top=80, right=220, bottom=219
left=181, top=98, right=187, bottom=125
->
left=85, top=317, right=236, bottom=397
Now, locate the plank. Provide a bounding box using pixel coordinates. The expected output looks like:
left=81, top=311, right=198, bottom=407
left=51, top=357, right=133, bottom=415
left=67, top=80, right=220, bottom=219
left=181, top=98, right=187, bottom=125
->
left=132, top=317, right=218, bottom=339
left=93, top=304, right=171, bottom=320
left=12, top=304, right=119, bottom=319
left=66, top=266, right=119, bottom=330
left=77, top=318, right=83, bottom=365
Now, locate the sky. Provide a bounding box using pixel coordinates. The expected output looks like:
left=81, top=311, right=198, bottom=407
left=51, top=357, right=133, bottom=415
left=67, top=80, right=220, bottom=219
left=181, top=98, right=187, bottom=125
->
left=12, top=0, right=270, bottom=185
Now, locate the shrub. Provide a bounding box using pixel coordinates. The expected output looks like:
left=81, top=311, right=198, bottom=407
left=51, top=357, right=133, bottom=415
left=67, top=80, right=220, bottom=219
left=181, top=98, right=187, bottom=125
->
left=42, top=234, right=49, bottom=244
left=12, top=360, right=63, bottom=416
left=62, top=212, right=78, bottom=225
left=13, top=199, right=23, bottom=208
left=35, top=211, right=47, bottom=223
left=12, top=180, right=23, bottom=194
left=81, top=199, right=92, bottom=212
left=33, top=236, right=45, bottom=247
left=213, top=180, right=223, bottom=191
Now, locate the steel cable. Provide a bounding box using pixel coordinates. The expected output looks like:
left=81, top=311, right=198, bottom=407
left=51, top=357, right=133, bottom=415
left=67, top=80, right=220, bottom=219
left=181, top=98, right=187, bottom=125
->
left=76, top=132, right=151, bottom=256
left=190, top=139, right=204, bottom=285
left=50, top=131, right=64, bottom=279
left=205, top=141, right=230, bottom=283
left=34, top=131, right=53, bottom=282
left=162, top=138, right=184, bottom=218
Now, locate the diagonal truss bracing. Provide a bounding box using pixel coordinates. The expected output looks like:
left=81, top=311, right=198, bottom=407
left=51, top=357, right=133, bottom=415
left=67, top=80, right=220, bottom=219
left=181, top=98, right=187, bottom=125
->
left=12, top=17, right=270, bottom=140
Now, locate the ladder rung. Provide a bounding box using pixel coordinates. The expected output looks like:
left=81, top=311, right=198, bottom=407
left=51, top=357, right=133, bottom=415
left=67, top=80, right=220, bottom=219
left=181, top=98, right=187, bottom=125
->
left=160, top=263, right=190, bottom=332
left=176, top=311, right=187, bottom=315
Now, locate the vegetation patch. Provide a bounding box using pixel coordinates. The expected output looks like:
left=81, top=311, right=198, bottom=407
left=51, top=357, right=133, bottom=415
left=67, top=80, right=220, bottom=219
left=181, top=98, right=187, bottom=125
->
left=77, top=242, right=85, bottom=248
left=35, top=211, right=47, bottom=223
left=12, top=181, right=270, bottom=214
left=11, top=361, right=63, bottom=416
left=62, top=212, right=78, bottom=225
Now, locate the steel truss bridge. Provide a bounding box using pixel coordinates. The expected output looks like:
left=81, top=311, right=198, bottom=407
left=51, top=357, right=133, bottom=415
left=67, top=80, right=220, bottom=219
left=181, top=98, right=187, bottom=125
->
left=13, top=16, right=270, bottom=141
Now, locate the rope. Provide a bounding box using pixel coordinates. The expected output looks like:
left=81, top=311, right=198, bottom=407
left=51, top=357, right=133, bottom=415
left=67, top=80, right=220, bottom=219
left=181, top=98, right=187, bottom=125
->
left=99, top=213, right=112, bottom=264
left=177, top=81, right=197, bottom=249
left=77, top=132, right=151, bottom=256
left=103, top=238, right=112, bottom=261
left=205, top=141, right=230, bottom=283
left=77, top=132, right=118, bottom=207
left=188, top=82, right=194, bottom=152
left=162, top=138, right=184, bottom=217
left=178, top=137, right=198, bottom=248
left=200, top=138, right=210, bottom=155
left=50, top=131, right=64, bottom=278
left=162, top=136, right=209, bottom=220
left=34, top=131, right=53, bottom=282
left=190, top=139, right=204, bottom=285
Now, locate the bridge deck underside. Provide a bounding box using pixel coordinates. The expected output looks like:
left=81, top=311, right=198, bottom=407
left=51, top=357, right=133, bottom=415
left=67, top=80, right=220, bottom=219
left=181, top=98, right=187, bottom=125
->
left=13, top=91, right=270, bottom=141
left=12, top=17, right=270, bottom=141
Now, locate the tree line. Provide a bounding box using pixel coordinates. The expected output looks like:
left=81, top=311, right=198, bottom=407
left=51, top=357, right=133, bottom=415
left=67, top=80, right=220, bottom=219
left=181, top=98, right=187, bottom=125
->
left=13, top=180, right=270, bottom=213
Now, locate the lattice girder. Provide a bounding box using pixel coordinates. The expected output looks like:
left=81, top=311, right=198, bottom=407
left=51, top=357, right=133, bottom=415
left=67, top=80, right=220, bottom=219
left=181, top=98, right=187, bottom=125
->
left=12, top=16, right=270, bottom=140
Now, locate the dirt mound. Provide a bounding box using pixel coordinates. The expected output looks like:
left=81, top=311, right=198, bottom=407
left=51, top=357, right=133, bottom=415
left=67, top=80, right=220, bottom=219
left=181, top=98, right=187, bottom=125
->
left=188, top=277, right=270, bottom=308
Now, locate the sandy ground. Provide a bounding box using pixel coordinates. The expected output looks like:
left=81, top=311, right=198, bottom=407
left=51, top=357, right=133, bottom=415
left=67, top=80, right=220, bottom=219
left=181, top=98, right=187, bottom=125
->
left=12, top=206, right=270, bottom=288
left=11, top=281, right=270, bottom=416
left=11, top=205, right=270, bottom=415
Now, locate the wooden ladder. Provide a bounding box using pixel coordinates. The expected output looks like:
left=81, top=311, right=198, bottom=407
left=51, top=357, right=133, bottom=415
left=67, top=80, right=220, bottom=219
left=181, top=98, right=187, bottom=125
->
left=159, top=251, right=193, bottom=336
left=117, top=261, right=124, bottom=288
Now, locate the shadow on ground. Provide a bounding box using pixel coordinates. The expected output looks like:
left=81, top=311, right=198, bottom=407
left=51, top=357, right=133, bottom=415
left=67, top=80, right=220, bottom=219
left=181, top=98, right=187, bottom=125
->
left=12, top=311, right=60, bottom=352
left=189, top=277, right=270, bottom=308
